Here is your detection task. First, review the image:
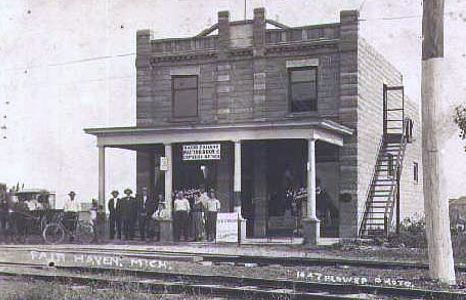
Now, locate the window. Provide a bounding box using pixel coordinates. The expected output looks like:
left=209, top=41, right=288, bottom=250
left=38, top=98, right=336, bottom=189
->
left=413, top=162, right=419, bottom=183
left=289, top=67, right=318, bottom=112
left=172, top=76, right=198, bottom=118
left=405, top=118, right=414, bottom=143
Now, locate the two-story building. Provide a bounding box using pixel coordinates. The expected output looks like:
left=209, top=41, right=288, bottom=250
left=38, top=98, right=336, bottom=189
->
left=85, top=8, right=423, bottom=244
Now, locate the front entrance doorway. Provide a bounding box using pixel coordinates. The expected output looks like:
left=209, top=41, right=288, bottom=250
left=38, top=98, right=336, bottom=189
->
left=242, top=140, right=340, bottom=238
left=172, top=142, right=233, bottom=212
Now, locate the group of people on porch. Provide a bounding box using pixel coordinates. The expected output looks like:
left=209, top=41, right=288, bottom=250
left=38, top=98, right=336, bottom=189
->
left=106, top=187, right=221, bottom=242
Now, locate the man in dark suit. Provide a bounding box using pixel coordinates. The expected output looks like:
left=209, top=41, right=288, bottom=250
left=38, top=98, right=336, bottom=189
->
left=138, top=187, right=157, bottom=241
left=121, top=188, right=135, bottom=240
left=107, top=190, right=119, bottom=240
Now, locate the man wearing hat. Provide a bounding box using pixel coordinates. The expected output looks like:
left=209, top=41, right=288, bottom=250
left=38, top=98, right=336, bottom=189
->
left=137, top=187, right=156, bottom=241
left=121, top=188, right=136, bottom=240
left=63, top=191, right=80, bottom=240
left=107, top=190, right=120, bottom=240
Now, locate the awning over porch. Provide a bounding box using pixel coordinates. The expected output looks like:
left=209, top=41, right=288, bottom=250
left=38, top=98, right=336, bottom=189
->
left=84, top=118, right=353, bottom=148
left=84, top=117, right=353, bottom=244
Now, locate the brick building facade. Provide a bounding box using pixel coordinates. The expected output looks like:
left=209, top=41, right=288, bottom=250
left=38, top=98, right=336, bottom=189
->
left=85, top=8, right=423, bottom=241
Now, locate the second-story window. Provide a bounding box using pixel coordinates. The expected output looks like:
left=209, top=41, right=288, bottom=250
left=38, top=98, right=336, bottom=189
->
left=172, top=75, right=198, bottom=118
left=289, top=67, right=318, bottom=112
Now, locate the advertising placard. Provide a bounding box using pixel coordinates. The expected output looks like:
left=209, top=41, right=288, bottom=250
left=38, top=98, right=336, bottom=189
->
left=182, top=144, right=221, bottom=161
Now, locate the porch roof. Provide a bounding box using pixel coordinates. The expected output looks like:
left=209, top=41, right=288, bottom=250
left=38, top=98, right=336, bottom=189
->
left=84, top=117, right=353, bottom=149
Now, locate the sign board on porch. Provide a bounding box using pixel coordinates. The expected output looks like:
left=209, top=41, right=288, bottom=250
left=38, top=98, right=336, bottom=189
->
left=216, top=212, right=239, bottom=243
left=182, top=144, right=221, bottom=161
left=160, top=157, right=168, bottom=171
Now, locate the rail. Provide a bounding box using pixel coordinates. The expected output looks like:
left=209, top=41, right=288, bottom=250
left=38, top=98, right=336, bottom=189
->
left=1, top=257, right=465, bottom=300
left=384, top=118, right=410, bottom=233
left=359, top=136, right=385, bottom=237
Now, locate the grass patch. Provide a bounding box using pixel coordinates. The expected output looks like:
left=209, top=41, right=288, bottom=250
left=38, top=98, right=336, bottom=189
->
left=0, top=278, right=204, bottom=300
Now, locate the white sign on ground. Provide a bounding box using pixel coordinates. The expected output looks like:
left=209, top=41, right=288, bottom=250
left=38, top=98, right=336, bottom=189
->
left=182, top=144, right=221, bottom=161
left=216, top=213, right=239, bottom=243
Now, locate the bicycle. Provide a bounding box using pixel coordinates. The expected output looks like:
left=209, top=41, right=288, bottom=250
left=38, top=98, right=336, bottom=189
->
left=43, top=212, right=94, bottom=244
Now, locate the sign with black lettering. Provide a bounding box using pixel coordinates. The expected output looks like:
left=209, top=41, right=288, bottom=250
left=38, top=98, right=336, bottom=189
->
left=182, top=144, right=221, bottom=161
left=160, top=156, right=168, bottom=171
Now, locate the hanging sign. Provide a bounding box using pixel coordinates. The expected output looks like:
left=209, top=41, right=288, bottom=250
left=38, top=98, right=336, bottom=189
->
left=182, top=144, right=221, bottom=161
left=160, top=157, right=168, bottom=171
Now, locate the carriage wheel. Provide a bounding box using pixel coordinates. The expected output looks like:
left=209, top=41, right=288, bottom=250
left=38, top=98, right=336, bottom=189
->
left=43, top=223, right=65, bottom=244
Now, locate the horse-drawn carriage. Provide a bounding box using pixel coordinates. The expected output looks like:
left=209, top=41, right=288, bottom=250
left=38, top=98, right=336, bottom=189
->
left=0, top=187, right=94, bottom=244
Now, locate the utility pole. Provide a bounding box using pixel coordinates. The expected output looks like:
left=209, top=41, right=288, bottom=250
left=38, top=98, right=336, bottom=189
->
left=421, top=0, right=456, bottom=285
left=244, top=0, right=247, bottom=20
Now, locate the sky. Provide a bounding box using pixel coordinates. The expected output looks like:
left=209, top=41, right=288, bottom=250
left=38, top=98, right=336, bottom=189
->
left=0, top=0, right=465, bottom=207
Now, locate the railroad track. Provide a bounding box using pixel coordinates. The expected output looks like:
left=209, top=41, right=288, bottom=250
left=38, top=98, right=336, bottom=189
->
left=1, top=245, right=465, bottom=299
left=0, top=259, right=465, bottom=299
left=0, top=264, right=466, bottom=300
left=2, top=244, right=466, bottom=272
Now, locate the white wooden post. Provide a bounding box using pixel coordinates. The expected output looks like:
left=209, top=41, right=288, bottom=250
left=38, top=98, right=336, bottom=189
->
left=157, top=143, right=174, bottom=242
left=303, top=138, right=320, bottom=245
left=98, top=146, right=106, bottom=211
left=164, top=143, right=173, bottom=217
left=233, top=140, right=245, bottom=243
left=233, top=140, right=242, bottom=214
left=307, top=138, right=317, bottom=219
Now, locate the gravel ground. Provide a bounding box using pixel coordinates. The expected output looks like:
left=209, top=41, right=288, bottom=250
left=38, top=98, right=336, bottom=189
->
left=1, top=238, right=465, bottom=294
left=0, top=276, right=228, bottom=300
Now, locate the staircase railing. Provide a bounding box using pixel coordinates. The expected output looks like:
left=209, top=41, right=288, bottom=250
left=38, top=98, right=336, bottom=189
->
left=359, top=136, right=384, bottom=237
left=384, top=118, right=410, bottom=235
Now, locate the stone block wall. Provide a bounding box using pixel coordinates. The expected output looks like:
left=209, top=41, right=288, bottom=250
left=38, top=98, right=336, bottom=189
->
left=356, top=38, right=424, bottom=230
left=337, top=10, right=359, bottom=238
left=133, top=7, right=424, bottom=238
left=399, top=98, right=424, bottom=221
left=135, top=8, right=343, bottom=127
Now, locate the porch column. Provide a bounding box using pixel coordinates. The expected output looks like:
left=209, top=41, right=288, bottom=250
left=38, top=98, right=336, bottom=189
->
left=233, top=140, right=246, bottom=242
left=303, top=138, right=320, bottom=245
left=233, top=140, right=242, bottom=214
left=98, top=145, right=106, bottom=211
left=164, top=144, right=173, bottom=216
left=160, top=143, right=173, bottom=241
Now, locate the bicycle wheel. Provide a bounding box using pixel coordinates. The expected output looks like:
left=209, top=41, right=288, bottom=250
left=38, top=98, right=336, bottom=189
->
left=76, top=222, right=94, bottom=244
left=43, top=223, right=65, bottom=244
left=40, top=216, right=48, bottom=232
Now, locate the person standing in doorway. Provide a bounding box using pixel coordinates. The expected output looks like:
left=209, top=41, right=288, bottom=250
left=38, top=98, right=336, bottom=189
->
left=107, top=190, right=119, bottom=240
left=173, top=191, right=190, bottom=241
left=205, top=190, right=221, bottom=242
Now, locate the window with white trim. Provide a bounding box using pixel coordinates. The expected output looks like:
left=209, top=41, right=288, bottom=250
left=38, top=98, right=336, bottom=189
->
left=172, top=75, right=198, bottom=118
left=288, top=67, right=318, bottom=112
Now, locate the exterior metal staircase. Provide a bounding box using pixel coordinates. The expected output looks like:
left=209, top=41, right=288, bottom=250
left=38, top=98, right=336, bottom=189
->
left=359, top=85, right=409, bottom=238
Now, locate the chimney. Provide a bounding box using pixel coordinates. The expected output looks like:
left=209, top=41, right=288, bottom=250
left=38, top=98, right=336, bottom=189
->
left=253, top=7, right=266, bottom=55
